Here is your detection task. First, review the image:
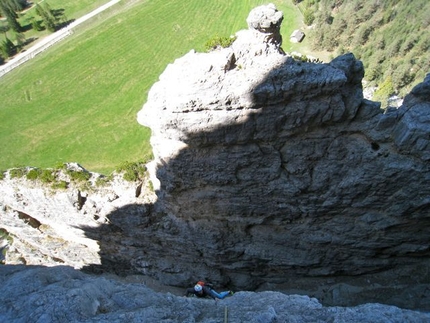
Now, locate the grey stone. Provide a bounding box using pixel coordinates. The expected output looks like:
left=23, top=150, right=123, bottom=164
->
left=136, top=3, right=430, bottom=310
left=1, top=265, right=429, bottom=323
left=0, top=4, right=429, bottom=316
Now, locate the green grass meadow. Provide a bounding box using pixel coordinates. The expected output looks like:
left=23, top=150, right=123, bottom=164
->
left=0, top=0, right=303, bottom=175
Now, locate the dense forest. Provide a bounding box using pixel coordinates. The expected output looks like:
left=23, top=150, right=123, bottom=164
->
left=299, top=0, right=429, bottom=105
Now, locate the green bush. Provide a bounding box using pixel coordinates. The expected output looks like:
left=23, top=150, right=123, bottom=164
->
left=67, top=169, right=91, bottom=182
left=10, top=168, right=26, bottom=178
left=148, top=180, right=154, bottom=192
left=95, top=176, right=110, bottom=187
left=26, top=168, right=41, bottom=180
left=373, top=76, right=394, bottom=106
left=204, top=35, right=236, bottom=52
left=0, top=228, right=13, bottom=264
left=54, top=162, right=66, bottom=170
left=391, top=61, right=415, bottom=91
left=52, top=180, right=68, bottom=189
left=0, top=228, right=10, bottom=240
left=352, top=25, right=373, bottom=46
left=365, top=63, right=382, bottom=82
left=416, top=36, right=429, bottom=54
left=303, top=9, right=315, bottom=26
left=40, top=169, right=55, bottom=183
left=116, top=161, right=147, bottom=182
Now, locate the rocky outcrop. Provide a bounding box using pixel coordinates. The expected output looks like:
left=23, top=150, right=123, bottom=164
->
left=0, top=3, right=429, bottom=314
left=1, top=265, right=430, bottom=323
left=0, top=163, right=156, bottom=271
left=136, top=3, right=430, bottom=309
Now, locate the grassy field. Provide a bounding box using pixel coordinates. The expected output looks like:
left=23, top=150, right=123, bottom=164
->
left=0, top=0, right=304, bottom=175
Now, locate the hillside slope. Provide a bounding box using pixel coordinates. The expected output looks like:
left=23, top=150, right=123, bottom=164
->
left=306, top=0, right=429, bottom=104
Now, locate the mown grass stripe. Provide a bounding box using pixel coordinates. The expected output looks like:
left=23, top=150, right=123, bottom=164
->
left=0, top=0, right=302, bottom=174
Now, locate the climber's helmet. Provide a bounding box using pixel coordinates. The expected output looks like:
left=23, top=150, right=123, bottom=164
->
left=194, top=284, right=203, bottom=293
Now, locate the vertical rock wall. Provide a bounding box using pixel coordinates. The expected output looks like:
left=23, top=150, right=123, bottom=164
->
left=136, top=4, right=430, bottom=309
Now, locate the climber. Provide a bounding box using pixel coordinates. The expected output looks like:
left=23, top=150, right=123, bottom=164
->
left=184, top=281, right=233, bottom=300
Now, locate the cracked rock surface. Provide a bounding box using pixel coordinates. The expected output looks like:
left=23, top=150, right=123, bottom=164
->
left=1, top=265, right=430, bottom=323
left=136, top=3, right=430, bottom=310
left=0, top=4, right=429, bottom=316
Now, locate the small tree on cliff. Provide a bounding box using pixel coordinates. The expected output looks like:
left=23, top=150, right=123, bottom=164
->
left=204, top=34, right=236, bottom=52
left=373, top=75, right=395, bottom=107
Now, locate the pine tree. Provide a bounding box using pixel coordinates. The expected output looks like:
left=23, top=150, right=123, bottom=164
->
left=0, top=0, right=22, bottom=32
left=27, top=16, right=43, bottom=31
left=14, top=31, right=25, bottom=49
left=6, top=0, right=27, bottom=12
left=0, top=24, right=10, bottom=37
left=35, top=3, right=56, bottom=32
left=0, top=36, right=15, bottom=58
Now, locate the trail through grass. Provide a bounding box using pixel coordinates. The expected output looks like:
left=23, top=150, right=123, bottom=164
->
left=0, top=0, right=304, bottom=174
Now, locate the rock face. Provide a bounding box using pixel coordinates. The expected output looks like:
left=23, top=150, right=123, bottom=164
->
left=1, top=265, right=430, bottom=323
left=1, top=3, right=429, bottom=314
left=0, top=163, right=156, bottom=272
left=136, top=3, right=430, bottom=309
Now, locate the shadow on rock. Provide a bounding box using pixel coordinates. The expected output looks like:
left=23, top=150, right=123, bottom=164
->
left=83, top=4, right=430, bottom=311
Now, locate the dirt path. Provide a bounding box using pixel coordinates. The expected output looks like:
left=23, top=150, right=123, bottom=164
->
left=0, top=0, right=121, bottom=78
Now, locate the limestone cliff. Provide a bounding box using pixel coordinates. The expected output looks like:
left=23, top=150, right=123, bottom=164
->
left=136, top=3, right=430, bottom=309
left=0, top=4, right=429, bottom=314
left=1, top=265, right=430, bottom=323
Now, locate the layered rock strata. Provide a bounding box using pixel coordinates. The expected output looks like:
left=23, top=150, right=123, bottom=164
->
left=0, top=4, right=429, bottom=312
left=1, top=265, right=430, bottom=323
left=136, top=4, right=430, bottom=309
left=0, top=163, right=155, bottom=271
